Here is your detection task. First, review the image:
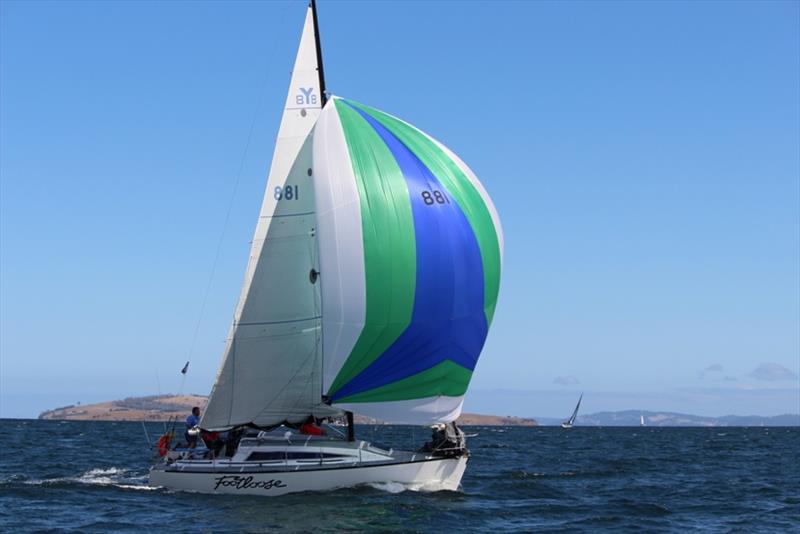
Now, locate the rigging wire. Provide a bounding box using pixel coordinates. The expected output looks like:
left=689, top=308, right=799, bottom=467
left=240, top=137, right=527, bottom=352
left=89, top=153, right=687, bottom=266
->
left=176, top=4, right=291, bottom=395
left=155, top=369, right=162, bottom=397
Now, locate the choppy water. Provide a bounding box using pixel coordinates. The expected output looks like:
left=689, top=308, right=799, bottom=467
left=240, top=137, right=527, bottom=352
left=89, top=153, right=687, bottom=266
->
left=1, top=420, right=798, bottom=532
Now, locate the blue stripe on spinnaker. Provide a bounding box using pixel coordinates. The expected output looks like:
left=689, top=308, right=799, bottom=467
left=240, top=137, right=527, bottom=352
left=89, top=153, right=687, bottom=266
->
left=330, top=102, right=488, bottom=402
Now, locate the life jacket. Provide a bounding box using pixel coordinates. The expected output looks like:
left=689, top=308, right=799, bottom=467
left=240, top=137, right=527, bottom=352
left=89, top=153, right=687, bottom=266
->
left=157, top=433, right=172, bottom=457
left=299, top=423, right=324, bottom=436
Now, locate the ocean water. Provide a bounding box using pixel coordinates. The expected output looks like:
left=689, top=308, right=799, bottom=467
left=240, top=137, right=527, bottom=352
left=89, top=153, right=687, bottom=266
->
left=1, top=420, right=798, bottom=532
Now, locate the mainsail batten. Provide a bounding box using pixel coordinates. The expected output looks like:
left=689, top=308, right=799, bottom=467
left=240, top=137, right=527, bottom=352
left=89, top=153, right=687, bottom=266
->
left=201, top=6, right=329, bottom=430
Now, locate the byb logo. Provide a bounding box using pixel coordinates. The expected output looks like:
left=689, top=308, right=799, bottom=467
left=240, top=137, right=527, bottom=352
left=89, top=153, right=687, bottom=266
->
left=296, top=87, right=317, bottom=106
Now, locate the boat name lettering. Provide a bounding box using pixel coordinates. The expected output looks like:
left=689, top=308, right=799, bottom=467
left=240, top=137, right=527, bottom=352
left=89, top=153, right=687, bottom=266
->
left=213, top=475, right=288, bottom=491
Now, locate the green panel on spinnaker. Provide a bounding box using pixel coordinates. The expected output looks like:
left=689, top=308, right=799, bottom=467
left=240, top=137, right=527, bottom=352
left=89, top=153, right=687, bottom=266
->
left=348, top=101, right=502, bottom=324
left=335, top=360, right=472, bottom=404
left=326, top=99, right=417, bottom=397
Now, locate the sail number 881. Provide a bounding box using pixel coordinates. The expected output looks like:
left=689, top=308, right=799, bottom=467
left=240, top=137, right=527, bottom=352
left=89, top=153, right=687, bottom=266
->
left=274, top=185, right=299, bottom=201
left=420, top=190, right=450, bottom=206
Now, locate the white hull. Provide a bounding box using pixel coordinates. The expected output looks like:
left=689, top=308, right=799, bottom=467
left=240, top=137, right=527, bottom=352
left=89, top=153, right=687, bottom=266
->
left=149, top=456, right=467, bottom=496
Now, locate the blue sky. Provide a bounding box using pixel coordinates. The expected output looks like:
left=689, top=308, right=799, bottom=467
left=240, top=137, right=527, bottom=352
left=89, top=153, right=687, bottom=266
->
left=1, top=1, right=798, bottom=419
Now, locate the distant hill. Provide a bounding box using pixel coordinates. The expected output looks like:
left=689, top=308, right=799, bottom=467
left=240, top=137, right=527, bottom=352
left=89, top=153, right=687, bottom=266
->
left=38, top=395, right=538, bottom=426
left=536, top=410, right=800, bottom=427
left=354, top=412, right=537, bottom=426
left=38, top=395, right=209, bottom=422
left=455, top=414, right=537, bottom=426
left=41, top=397, right=796, bottom=427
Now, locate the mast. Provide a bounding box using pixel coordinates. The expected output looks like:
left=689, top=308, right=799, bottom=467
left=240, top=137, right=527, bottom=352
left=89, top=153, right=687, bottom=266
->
left=310, top=0, right=327, bottom=106
left=309, top=0, right=329, bottom=413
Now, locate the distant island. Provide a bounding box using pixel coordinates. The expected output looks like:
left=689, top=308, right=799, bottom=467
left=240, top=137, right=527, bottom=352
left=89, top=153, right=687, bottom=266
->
left=37, top=396, right=798, bottom=427
left=37, top=395, right=538, bottom=426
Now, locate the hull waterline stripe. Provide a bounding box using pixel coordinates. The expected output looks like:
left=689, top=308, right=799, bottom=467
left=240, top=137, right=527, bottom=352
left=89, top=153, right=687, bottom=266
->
left=153, top=455, right=467, bottom=475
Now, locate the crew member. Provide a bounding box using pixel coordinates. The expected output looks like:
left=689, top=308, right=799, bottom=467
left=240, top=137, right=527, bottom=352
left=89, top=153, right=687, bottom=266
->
left=185, top=406, right=201, bottom=448
left=299, top=416, right=325, bottom=436
left=201, top=430, right=225, bottom=457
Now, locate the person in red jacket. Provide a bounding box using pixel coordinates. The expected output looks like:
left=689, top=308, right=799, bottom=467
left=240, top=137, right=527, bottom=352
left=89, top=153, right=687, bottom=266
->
left=299, top=416, right=325, bottom=436
left=201, top=429, right=225, bottom=457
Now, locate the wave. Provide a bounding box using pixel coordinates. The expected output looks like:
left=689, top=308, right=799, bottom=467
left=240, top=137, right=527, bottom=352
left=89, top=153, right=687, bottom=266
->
left=74, top=468, right=155, bottom=490
left=2, top=467, right=155, bottom=491
left=366, top=479, right=459, bottom=494
left=366, top=481, right=408, bottom=494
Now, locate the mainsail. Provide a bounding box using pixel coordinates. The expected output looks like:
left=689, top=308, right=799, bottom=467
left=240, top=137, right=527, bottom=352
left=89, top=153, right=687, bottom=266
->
left=201, top=6, right=330, bottom=430
left=202, top=4, right=502, bottom=430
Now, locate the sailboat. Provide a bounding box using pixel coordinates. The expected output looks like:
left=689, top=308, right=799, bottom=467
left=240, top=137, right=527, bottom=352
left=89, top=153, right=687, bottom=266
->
left=640, top=414, right=645, bottom=426
left=148, top=0, right=503, bottom=496
left=561, top=393, right=582, bottom=429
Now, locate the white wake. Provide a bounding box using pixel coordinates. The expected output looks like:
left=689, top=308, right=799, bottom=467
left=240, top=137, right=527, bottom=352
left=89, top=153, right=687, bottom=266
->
left=367, top=480, right=458, bottom=494
left=14, top=467, right=156, bottom=491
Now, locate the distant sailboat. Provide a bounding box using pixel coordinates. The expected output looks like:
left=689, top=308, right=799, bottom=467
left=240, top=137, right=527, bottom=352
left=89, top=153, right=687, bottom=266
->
left=640, top=414, right=645, bottom=426
left=561, top=393, right=582, bottom=429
